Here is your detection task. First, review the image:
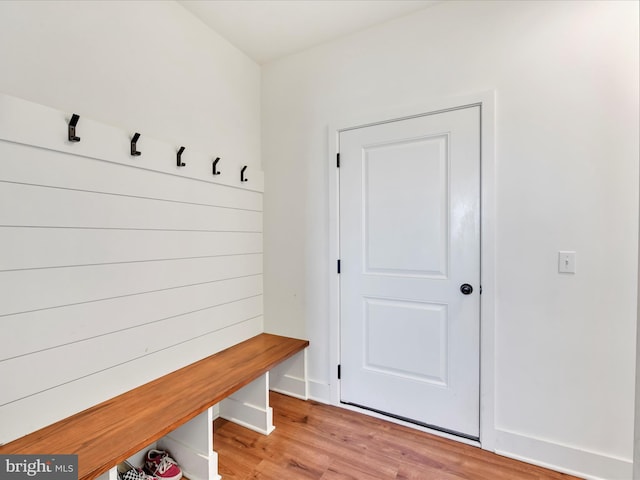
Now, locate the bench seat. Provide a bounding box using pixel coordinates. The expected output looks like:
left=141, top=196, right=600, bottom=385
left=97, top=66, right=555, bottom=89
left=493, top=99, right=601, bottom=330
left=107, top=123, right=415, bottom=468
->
left=0, top=333, right=309, bottom=480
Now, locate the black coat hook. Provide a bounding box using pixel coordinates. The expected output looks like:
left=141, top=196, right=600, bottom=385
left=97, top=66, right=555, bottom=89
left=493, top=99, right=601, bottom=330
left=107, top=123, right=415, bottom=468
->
left=177, top=146, right=186, bottom=167
left=68, top=114, right=80, bottom=142
left=241, top=165, right=248, bottom=182
left=131, top=133, right=141, bottom=156
left=212, top=157, right=221, bottom=175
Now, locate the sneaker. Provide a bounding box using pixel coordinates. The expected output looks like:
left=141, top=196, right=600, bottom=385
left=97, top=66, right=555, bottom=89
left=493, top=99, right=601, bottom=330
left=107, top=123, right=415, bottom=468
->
left=117, top=461, right=158, bottom=480
left=144, top=449, right=182, bottom=480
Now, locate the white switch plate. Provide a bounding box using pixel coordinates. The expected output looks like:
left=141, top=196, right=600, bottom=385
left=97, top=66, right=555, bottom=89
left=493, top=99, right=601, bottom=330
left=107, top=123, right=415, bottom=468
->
left=558, top=251, right=576, bottom=273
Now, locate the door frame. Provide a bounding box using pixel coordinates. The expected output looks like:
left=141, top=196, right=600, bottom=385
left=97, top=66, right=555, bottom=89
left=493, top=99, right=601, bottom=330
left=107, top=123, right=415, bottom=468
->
left=328, top=91, right=496, bottom=450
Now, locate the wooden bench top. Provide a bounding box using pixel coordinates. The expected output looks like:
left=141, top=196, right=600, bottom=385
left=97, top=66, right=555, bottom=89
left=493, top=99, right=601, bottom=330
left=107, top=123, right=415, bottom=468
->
left=0, top=333, right=309, bottom=480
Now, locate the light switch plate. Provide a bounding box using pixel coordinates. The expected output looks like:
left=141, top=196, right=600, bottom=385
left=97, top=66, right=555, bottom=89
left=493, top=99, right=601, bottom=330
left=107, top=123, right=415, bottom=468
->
left=558, top=251, right=576, bottom=273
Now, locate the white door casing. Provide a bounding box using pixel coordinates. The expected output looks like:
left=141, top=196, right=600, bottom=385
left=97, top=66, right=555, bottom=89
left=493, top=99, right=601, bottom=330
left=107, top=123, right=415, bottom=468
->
left=339, top=106, right=481, bottom=439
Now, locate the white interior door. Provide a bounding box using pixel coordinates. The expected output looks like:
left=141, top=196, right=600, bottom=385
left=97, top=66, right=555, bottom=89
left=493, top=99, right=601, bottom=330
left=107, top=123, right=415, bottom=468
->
left=339, top=106, right=480, bottom=439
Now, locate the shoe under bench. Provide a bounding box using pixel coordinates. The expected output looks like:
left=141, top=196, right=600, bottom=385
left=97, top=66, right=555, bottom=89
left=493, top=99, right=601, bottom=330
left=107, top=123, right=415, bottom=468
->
left=0, top=333, right=309, bottom=480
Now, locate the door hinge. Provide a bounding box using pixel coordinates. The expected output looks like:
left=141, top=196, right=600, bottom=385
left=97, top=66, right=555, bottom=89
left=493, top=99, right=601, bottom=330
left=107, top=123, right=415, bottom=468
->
left=338, top=364, right=341, bottom=379
left=480, top=285, right=482, bottom=294
left=337, top=259, right=341, bottom=274
left=337, top=153, right=340, bottom=168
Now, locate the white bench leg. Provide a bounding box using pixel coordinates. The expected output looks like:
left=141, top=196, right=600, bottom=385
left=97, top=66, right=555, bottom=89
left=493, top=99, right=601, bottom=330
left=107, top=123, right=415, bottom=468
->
left=158, top=408, right=220, bottom=480
left=269, top=349, right=308, bottom=400
left=219, top=372, right=275, bottom=435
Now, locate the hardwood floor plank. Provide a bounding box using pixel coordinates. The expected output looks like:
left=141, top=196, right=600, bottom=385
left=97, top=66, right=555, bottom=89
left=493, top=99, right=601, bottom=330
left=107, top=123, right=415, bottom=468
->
left=323, top=456, right=398, bottom=480
left=213, top=392, right=582, bottom=480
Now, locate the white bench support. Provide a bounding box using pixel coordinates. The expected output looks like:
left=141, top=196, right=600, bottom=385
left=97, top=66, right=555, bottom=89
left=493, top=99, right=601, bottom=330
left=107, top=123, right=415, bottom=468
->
left=270, top=349, right=308, bottom=400
left=217, top=348, right=308, bottom=437
left=158, top=409, right=220, bottom=480
left=79, top=346, right=307, bottom=480
left=219, top=372, right=275, bottom=435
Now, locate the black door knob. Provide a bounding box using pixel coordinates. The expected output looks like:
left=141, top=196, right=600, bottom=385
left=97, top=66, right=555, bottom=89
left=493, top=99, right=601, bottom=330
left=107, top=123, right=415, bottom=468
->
left=460, top=284, right=473, bottom=295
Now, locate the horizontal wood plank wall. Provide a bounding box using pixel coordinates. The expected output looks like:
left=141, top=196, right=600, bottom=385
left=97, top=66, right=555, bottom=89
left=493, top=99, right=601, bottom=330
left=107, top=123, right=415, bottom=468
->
left=0, top=94, right=265, bottom=445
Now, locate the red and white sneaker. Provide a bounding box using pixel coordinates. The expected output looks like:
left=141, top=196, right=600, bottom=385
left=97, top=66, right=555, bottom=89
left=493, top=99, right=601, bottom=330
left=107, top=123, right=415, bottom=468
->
left=144, top=450, right=182, bottom=480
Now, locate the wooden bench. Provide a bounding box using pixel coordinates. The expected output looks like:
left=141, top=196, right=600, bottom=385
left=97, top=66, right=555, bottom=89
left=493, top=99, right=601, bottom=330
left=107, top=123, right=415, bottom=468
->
left=0, top=333, right=309, bottom=480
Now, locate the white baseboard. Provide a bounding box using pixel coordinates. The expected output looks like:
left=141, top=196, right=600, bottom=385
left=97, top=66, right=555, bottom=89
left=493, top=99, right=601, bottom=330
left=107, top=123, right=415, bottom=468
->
left=270, top=375, right=307, bottom=400
left=308, top=379, right=331, bottom=404
left=495, top=429, right=632, bottom=480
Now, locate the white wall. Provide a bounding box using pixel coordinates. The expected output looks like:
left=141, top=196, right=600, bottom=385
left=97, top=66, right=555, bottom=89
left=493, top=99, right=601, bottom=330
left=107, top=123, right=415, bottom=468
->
left=261, top=1, right=639, bottom=479
left=0, top=0, right=260, bottom=169
left=0, top=0, right=262, bottom=444
left=1, top=0, right=637, bottom=477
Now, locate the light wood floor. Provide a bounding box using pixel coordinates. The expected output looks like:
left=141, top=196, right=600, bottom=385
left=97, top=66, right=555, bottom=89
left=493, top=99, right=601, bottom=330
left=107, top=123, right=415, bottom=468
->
left=213, top=392, right=581, bottom=480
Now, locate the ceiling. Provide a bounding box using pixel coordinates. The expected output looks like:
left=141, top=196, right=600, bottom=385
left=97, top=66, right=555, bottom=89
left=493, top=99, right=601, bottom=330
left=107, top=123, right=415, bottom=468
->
left=178, top=0, right=438, bottom=64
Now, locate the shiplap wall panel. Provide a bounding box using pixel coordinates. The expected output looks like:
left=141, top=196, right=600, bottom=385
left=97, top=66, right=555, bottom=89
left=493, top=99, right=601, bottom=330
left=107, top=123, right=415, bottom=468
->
left=1, top=275, right=263, bottom=361
left=0, top=94, right=265, bottom=445
left=0, top=316, right=263, bottom=446
left=1, top=229, right=262, bottom=270
left=1, top=140, right=263, bottom=211
left=0, top=254, right=262, bottom=316
left=1, top=296, right=263, bottom=405
left=0, top=182, right=262, bottom=231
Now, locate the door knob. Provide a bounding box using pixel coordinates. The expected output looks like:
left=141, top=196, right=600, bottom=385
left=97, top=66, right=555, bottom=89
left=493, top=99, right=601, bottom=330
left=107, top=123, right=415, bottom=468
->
left=460, top=284, right=473, bottom=295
